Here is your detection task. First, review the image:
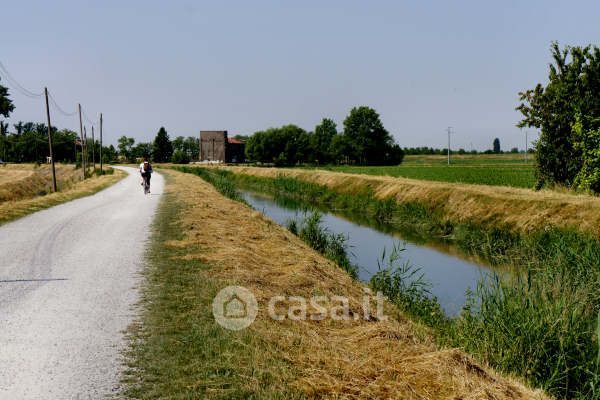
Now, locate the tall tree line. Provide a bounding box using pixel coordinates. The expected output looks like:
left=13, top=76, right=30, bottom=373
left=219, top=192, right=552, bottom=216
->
left=245, top=106, right=404, bottom=166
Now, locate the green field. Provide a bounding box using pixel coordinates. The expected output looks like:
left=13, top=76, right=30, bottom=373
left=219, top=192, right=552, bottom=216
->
left=318, top=154, right=536, bottom=188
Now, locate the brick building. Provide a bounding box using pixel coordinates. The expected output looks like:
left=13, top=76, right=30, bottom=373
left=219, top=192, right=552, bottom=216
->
left=199, top=130, right=245, bottom=163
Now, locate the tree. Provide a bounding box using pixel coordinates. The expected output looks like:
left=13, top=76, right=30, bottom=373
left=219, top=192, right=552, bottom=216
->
left=493, top=138, right=501, bottom=154
left=152, top=127, right=173, bottom=162
left=172, top=136, right=185, bottom=152
left=117, top=136, right=135, bottom=161
left=183, top=136, right=199, bottom=160
left=245, top=125, right=309, bottom=166
left=341, top=106, right=403, bottom=165
left=517, top=42, right=600, bottom=188
left=572, top=115, right=600, bottom=192
left=102, top=144, right=117, bottom=164
left=310, top=118, right=337, bottom=164
left=0, top=77, right=15, bottom=118
left=172, top=149, right=190, bottom=164
left=132, top=142, right=152, bottom=160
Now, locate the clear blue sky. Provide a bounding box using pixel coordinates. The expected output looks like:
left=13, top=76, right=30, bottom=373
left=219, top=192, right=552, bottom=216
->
left=1, top=0, right=598, bottom=151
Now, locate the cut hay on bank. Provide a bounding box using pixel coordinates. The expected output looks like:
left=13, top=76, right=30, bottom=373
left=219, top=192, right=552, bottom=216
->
left=159, top=168, right=547, bottom=399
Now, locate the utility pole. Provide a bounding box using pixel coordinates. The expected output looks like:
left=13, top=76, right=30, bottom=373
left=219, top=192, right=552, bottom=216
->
left=99, top=113, right=103, bottom=174
left=78, top=104, right=85, bottom=179
left=44, top=88, right=57, bottom=192
left=91, top=125, right=96, bottom=171
left=84, top=126, right=88, bottom=176
left=446, top=127, right=453, bottom=165
left=525, top=131, right=529, bottom=163
left=0, top=121, right=5, bottom=161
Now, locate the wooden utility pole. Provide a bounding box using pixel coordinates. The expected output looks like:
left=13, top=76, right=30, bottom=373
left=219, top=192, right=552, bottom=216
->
left=99, top=113, right=103, bottom=174
left=78, top=104, right=85, bottom=178
left=91, top=125, right=96, bottom=171
left=84, top=126, right=88, bottom=175
left=44, top=88, right=57, bottom=192
left=0, top=121, right=4, bottom=161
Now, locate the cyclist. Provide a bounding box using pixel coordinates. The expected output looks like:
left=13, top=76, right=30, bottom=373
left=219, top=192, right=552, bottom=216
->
left=139, top=158, right=153, bottom=194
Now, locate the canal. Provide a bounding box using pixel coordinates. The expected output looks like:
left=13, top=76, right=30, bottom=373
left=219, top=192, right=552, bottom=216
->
left=241, top=190, right=494, bottom=316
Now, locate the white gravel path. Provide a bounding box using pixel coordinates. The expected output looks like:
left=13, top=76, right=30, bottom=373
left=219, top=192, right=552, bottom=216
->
left=0, top=167, right=163, bottom=399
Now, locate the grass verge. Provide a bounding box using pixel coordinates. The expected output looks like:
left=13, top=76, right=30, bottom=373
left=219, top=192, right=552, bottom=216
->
left=121, top=171, right=303, bottom=399
left=0, top=167, right=124, bottom=226
left=138, top=167, right=548, bottom=399
left=175, top=166, right=600, bottom=399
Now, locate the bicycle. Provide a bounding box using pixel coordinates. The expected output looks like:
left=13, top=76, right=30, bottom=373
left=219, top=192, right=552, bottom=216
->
left=141, top=173, right=151, bottom=194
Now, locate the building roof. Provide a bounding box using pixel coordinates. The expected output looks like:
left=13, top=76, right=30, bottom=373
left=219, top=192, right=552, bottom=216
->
left=227, top=138, right=245, bottom=144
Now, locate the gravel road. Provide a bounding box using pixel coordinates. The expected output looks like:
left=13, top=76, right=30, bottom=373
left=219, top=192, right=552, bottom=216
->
left=0, top=167, right=163, bottom=399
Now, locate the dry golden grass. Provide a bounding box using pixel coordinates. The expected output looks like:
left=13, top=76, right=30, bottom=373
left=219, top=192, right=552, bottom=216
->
left=0, top=165, right=35, bottom=186
left=223, top=166, right=600, bottom=237
left=0, top=168, right=125, bottom=225
left=0, top=163, right=84, bottom=202
left=163, top=168, right=548, bottom=399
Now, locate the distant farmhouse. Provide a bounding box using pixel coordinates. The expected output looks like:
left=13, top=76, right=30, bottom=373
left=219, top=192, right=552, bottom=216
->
left=199, top=131, right=245, bottom=163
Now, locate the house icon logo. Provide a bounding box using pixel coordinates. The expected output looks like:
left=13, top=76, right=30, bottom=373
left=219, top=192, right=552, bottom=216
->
left=212, top=286, right=258, bottom=331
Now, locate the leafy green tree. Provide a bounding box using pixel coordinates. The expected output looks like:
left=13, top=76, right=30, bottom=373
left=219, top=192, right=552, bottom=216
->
left=572, top=115, right=600, bottom=192
left=152, top=127, right=173, bottom=162
left=0, top=78, right=15, bottom=118
left=341, top=106, right=403, bottom=165
left=172, top=136, right=185, bottom=152
left=172, top=149, right=190, bottom=164
left=493, top=138, right=501, bottom=153
left=517, top=42, right=600, bottom=188
left=245, top=125, right=309, bottom=166
left=310, top=118, right=337, bottom=164
left=132, top=142, right=152, bottom=160
left=329, top=134, right=353, bottom=164
left=117, top=136, right=135, bottom=161
left=183, top=136, right=199, bottom=160
left=102, top=144, right=118, bottom=164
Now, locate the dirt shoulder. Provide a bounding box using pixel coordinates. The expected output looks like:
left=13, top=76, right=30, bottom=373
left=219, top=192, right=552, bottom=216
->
left=124, top=167, right=547, bottom=399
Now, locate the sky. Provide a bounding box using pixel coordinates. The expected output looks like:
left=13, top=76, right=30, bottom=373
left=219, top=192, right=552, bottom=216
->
left=1, top=0, right=599, bottom=151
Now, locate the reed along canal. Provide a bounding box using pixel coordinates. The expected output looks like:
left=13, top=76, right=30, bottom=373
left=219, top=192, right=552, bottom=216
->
left=241, top=190, right=494, bottom=316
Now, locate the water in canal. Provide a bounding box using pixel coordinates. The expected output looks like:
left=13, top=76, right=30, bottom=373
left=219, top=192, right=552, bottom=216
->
left=241, top=190, right=493, bottom=316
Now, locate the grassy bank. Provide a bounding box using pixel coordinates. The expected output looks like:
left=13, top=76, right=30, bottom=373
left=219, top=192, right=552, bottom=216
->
left=124, top=167, right=545, bottom=399
left=222, top=166, right=600, bottom=237
left=0, top=166, right=123, bottom=226
left=175, top=166, right=600, bottom=399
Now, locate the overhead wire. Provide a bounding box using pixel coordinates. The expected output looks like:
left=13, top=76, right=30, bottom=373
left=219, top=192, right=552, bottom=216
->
left=0, top=61, right=44, bottom=98
left=47, top=91, right=78, bottom=117
left=0, top=61, right=100, bottom=128
left=81, top=107, right=97, bottom=127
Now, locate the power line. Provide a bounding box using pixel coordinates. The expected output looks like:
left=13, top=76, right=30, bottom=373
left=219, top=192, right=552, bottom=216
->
left=0, top=61, right=44, bottom=98
left=47, top=91, right=78, bottom=117
left=81, top=107, right=97, bottom=127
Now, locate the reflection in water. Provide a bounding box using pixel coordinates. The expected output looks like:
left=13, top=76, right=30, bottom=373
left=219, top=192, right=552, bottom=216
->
left=241, top=190, right=492, bottom=316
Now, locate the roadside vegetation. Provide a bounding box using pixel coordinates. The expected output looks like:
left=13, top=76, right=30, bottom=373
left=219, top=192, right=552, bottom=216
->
left=175, top=166, right=600, bottom=399
left=124, top=167, right=545, bottom=399
left=0, top=164, right=122, bottom=225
